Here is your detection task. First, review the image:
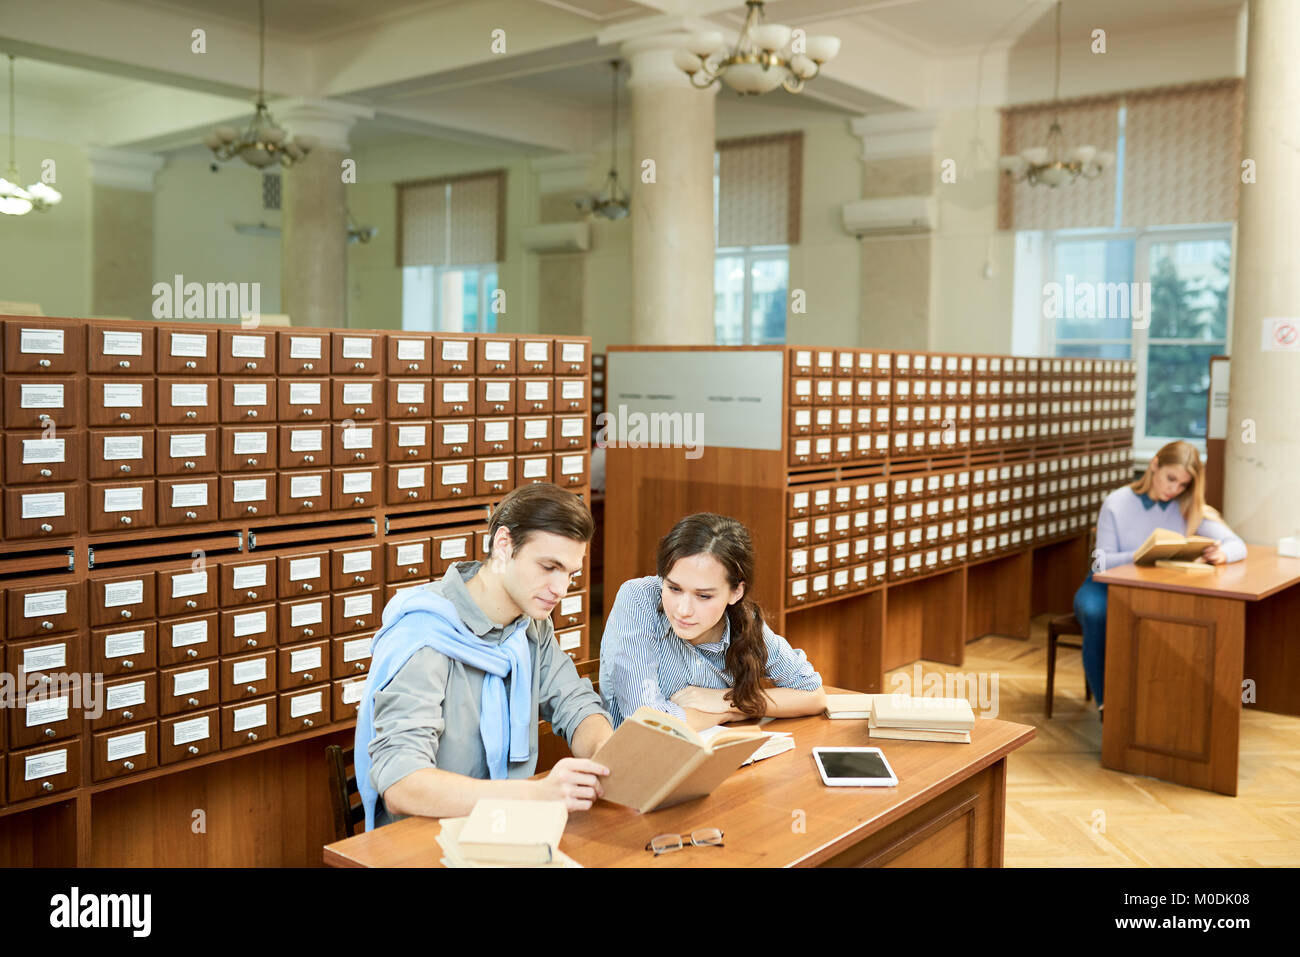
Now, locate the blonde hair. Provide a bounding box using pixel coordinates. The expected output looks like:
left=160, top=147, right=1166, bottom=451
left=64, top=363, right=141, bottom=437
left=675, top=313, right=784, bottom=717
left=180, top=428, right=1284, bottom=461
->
left=1129, top=440, right=1220, bottom=534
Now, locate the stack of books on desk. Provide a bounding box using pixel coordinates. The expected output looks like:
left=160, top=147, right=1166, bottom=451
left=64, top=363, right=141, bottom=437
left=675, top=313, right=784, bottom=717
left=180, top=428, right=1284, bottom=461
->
left=868, top=695, right=976, bottom=743
left=435, top=799, right=582, bottom=868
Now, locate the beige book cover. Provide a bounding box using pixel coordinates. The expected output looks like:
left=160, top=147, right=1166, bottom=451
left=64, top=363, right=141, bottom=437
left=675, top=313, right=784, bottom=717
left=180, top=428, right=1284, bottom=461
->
left=870, top=694, right=976, bottom=732
left=1153, top=558, right=1216, bottom=574
left=437, top=817, right=581, bottom=868
left=592, top=707, right=767, bottom=813
left=868, top=721, right=971, bottom=744
left=1134, top=528, right=1218, bottom=565
left=824, top=693, right=891, bottom=718
left=456, top=798, right=568, bottom=864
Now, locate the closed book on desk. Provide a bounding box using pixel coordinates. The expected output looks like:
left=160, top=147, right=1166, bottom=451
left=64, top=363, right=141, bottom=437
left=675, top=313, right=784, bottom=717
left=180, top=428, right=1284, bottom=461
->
left=456, top=799, right=567, bottom=864
left=870, top=695, right=975, bottom=732
left=1134, top=528, right=1217, bottom=565
left=1153, top=559, right=1216, bottom=574
left=592, top=707, right=767, bottom=813
left=437, top=817, right=581, bottom=868
left=824, top=693, right=878, bottom=719
left=868, top=721, right=970, bottom=744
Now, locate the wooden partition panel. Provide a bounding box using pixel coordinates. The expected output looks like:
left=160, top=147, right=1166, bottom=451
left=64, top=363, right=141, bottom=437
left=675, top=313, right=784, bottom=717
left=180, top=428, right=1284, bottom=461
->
left=1031, top=535, right=1089, bottom=616
left=967, top=551, right=1032, bottom=640
left=783, top=588, right=885, bottom=692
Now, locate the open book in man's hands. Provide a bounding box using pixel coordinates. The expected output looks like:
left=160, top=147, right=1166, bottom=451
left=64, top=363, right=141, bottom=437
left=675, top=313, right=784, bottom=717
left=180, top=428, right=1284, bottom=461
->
left=591, top=707, right=769, bottom=813
left=1133, top=528, right=1218, bottom=565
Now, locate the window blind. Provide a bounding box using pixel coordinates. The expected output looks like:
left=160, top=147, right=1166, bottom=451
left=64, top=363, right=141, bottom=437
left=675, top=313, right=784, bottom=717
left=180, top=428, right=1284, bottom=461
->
left=397, top=169, right=505, bottom=267
left=716, top=132, right=802, bottom=247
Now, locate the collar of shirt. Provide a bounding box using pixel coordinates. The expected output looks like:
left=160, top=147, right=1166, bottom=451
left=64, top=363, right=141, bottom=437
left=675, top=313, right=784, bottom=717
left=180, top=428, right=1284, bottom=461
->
left=439, top=561, right=530, bottom=643
left=656, top=584, right=732, bottom=652
left=1137, top=491, right=1171, bottom=511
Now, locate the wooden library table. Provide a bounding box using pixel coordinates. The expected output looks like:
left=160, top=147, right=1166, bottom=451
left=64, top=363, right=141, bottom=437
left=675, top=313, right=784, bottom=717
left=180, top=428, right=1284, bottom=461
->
left=324, top=703, right=1034, bottom=868
left=1094, top=545, right=1300, bottom=795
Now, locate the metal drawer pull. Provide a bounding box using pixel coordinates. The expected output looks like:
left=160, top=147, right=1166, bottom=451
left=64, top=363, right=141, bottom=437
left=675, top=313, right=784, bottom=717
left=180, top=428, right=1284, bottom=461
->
left=186, top=410, right=197, bottom=418
left=188, top=745, right=199, bottom=755
left=246, top=685, right=258, bottom=694
left=187, top=697, right=199, bottom=706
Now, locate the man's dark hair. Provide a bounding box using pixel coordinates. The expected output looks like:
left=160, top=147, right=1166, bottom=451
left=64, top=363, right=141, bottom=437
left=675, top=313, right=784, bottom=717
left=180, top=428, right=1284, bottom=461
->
left=488, top=483, right=594, bottom=556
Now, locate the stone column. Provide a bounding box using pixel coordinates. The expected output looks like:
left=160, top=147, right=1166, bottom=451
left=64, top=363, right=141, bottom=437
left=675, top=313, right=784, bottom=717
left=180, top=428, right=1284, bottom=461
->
left=847, top=112, right=938, bottom=351
left=1224, top=0, right=1300, bottom=542
left=88, top=148, right=164, bottom=320
left=276, top=99, right=372, bottom=328
left=622, top=33, right=717, bottom=345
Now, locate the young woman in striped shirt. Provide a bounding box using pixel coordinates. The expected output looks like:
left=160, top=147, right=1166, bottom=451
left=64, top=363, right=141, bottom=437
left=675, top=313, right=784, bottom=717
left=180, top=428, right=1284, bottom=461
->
left=1074, top=440, right=1246, bottom=719
left=599, top=512, right=826, bottom=730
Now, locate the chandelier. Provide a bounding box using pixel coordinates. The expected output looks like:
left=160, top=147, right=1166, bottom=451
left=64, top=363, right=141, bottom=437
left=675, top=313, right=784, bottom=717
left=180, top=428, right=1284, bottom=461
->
left=999, top=0, right=1112, bottom=187
left=204, top=0, right=315, bottom=168
left=674, top=1, right=840, bottom=96
left=1, top=56, right=63, bottom=215
left=576, top=60, right=629, bottom=220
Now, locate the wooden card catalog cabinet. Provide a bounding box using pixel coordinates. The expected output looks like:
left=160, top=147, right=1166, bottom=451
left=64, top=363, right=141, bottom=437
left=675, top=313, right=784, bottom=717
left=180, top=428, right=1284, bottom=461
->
left=9, top=740, right=82, bottom=801
left=7, top=431, right=85, bottom=484
left=88, top=325, right=154, bottom=374
left=220, top=557, right=276, bottom=607
left=277, top=331, right=328, bottom=375
left=220, top=697, right=277, bottom=749
left=476, top=336, right=515, bottom=375
left=219, top=330, right=276, bottom=375
left=5, top=486, right=83, bottom=539
left=475, top=418, right=514, bottom=456
left=554, top=415, right=588, bottom=450
left=4, top=320, right=84, bottom=373
left=158, top=329, right=216, bottom=375
left=386, top=538, right=431, bottom=582
left=476, top=377, right=515, bottom=416
left=332, top=467, right=380, bottom=510
left=388, top=334, right=432, bottom=376
left=279, top=469, right=328, bottom=514
left=92, top=675, right=158, bottom=732
left=92, top=622, right=158, bottom=677
left=475, top=458, right=513, bottom=497
left=333, top=333, right=382, bottom=375
left=278, top=378, right=328, bottom=421
left=4, top=376, right=80, bottom=429
left=555, top=339, right=589, bottom=375
left=278, top=550, right=329, bottom=597
left=435, top=379, right=474, bottom=417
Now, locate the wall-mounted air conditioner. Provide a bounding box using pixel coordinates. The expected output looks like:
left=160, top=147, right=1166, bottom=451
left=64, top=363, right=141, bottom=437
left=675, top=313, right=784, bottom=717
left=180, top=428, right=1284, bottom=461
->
left=841, top=195, right=936, bottom=236
left=521, top=222, right=591, bottom=253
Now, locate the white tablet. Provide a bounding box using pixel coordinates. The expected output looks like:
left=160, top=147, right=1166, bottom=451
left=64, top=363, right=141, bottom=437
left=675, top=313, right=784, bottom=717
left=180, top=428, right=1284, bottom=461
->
left=812, top=746, right=898, bottom=787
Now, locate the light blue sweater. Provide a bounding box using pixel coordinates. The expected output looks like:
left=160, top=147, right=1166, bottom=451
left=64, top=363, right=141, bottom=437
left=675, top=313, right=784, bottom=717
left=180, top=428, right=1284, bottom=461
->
left=1094, top=487, right=1247, bottom=571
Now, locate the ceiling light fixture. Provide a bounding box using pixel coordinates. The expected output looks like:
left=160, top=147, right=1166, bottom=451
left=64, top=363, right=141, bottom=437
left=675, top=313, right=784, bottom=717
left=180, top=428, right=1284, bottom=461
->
left=576, top=60, right=629, bottom=220
left=204, top=0, right=316, bottom=169
left=674, top=0, right=839, bottom=96
left=1, top=56, right=63, bottom=215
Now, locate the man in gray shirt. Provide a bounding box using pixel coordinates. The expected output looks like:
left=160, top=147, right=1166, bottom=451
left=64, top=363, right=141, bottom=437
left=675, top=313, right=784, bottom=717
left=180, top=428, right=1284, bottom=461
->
left=356, top=484, right=614, bottom=829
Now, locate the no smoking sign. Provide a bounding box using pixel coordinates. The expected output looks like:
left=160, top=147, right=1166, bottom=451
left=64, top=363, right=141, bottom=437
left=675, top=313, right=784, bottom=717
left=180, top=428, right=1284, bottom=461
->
left=1262, top=317, right=1300, bottom=352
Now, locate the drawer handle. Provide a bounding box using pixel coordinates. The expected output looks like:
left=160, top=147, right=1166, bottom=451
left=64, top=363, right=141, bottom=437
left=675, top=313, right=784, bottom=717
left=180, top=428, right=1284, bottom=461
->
left=40, top=468, right=53, bottom=477
left=303, top=673, right=313, bottom=681
left=354, top=496, right=365, bottom=504
left=407, top=449, right=417, bottom=456
left=187, top=648, right=198, bottom=658
left=247, top=410, right=258, bottom=418
left=246, top=590, right=258, bottom=600
left=246, top=457, right=258, bottom=466
left=187, top=697, right=199, bottom=706
left=42, top=781, right=54, bottom=791
left=246, top=638, right=258, bottom=647
left=304, top=409, right=314, bottom=417
left=38, top=413, right=51, bottom=422
left=122, top=659, right=134, bottom=668
left=493, top=444, right=502, bottom=451
left=354, top=407, right=364, bottom=415
left=494, top=405, right=503, bottom=412
left=188, top=745, right=200, bottom=755
left=302, top=584, right=313, bottom=592
left=451, top=445, right=463, bottom=454
left=185, top=360, right=197, bottom=369
left=303, top=455, right=314, bottom=463
left=247, top=731, right=258, bottom=741
left=39, top=358, right=51, bottom=367
left=120, top=516, right=132, bottom=525
left=40, top=524, right=54, bottom=533
left=303, top=718, right=314, bottom=727
left=408, top=363, right=418, bottom=371
left=121, top=610, right=132, bottom=619
left=407, top=568, right=417, bottom=576
left=303, top=362, right=313, bottom=371
left=355, top=663, right=365, bottom=672
left=123, top=710, right=134, bottom=720
left=304, top=501, right=314, bottom=509
left=353, top=575, right=364, bottom=584
left=355, top=618, right=364, bottom=626
left=354, top=362, right=364, bottom=370
left=303, top=628, right=314, bottom=637
left=452, top=405, right=463, bottom=413
left=42, top=620, right=54, bottom=630
left=245, top=361, right=257, bottom=370
left=407, top=406, right=418, bottom=414
left=186, top=410, right=197, bottom=418
left=246, top=685, right=258, bottom=694
left=186, top=599, right=197, bottom=608
left=120, top=412, right=132, bottom=421
left=45, top=728, right=56, bottom=737
left=451, top=488, right=462, bottom=495
left=495, top=363, right=504, bottom=370
left=246, top=506, right=258, bottom=514
left=119, top=464, right=131, bottom=473
left=491, top=484, right=501, bottom=492
left=184, top=461, right=197, bottom=469
left=408, top=491, right=418, bottom=499
left=354, top=452, right=364, bottom=461
left=451, top=363, right=463, bottom=372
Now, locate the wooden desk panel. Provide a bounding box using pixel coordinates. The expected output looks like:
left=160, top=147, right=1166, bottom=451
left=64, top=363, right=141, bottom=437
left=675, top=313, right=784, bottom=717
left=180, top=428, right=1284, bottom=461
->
left=323, top=712, right=1034, bottom=868
left=1094, top=545, right=1300, bottom=601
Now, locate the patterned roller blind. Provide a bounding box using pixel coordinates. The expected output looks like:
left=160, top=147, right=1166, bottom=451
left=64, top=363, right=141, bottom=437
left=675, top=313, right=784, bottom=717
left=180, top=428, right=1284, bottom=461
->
left=717, top=132, right=802, bottom=247
left=397, top=170, right=505, bottom=267
left=1121, top=79, right=1244, bottom=227
left=998, top=97, right=1119, bottom=230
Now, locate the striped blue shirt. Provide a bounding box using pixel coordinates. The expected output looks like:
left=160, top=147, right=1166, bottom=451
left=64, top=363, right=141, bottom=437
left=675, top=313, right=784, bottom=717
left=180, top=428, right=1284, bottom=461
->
left=599, top=575, right=823, bottom=728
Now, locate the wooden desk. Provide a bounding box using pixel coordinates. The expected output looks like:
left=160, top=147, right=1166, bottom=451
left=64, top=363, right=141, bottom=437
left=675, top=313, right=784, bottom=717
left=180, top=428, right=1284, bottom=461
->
left=1094, top=545, right=1300, bottom=795
left=324, top=711, right=1034, bottom=868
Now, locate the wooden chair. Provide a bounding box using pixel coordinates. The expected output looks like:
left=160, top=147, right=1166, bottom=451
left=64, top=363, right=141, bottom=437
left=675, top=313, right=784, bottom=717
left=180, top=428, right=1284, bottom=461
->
left=326, top=744, right=365, bottom=841
left=1045, top=613, right=1091, bottom=718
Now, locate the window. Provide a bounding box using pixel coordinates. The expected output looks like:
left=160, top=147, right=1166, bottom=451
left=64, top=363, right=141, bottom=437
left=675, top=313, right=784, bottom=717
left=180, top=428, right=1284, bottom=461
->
left=396, top=171, right=504, bottom=333
left=714, top=133, right=801, bottom=345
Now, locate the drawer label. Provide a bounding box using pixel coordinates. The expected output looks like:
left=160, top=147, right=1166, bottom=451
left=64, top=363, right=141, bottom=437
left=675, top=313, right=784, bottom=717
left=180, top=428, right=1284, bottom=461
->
left=231, top=564, right=267, bottom=589
left=441, top=423, right=470, bottom=445
left=103, top=435, right=144, bottom=461
left=232, top=479, right=267, bottom=502
left=24, top=750, right=68, bottom=781
left=24, top=643, right=67, bottom=672
left=523, top=459, right=547, bottom=478
left=557, top=630, right=580, bottom=652
left=170, top=333, right=207, bottom=357
left=231, top=334, right=266, bottom=358
left=484, top=340, right=510, bottom=361
left=289, top=336, right=322, bottom=359
left=103, top=383, right=144, bottom=407
left=342, top=638, right=371, bottom=662
left=291, top=691, right=324, bottom=718
left=342, top=382, right=373, bottom=405
left=442, top=382, right=470, bottom=403
left=523, top=342, right=548, bottom=362
left=396, top=543, right=424, bottom=566
left=171, top=619, right=209, bottom=648
left=343, top=593, right=373, bottom=618
left=106, top=680, right=147, bottom=710
left=233, top=383, right=267, bottom=406
left=21, top=328, right=65, bottom=354
left=397, top=425, right=426, bottom=447
left=172, top=669, right=210, bottom=697
left=291, top=602, right=323, bottom=627
left=289, top=557, right=321, bottom=582
left=289, top=382, right=321, bottom=405
left=170, top=383, right=208, bottom=406
left=485, top=381, right=511, bottom=402
left=24, top=589, right=67, bottom=618
left=290, top=647, right=322, bottom=672
left=560, top=418, right=584, bottom=438
left=290, top=474, right=323, bottom=498
left=341, top=471, right=372, bottom=494
left=172, top=715, right=211, bottom=745
left=561, top=343, right=585, bottom=363
left=341, top=551, right=372, bottom=574
left=342, top=336, right=372, bottom=359
left=233, top=611, right=267, bottom=637
left=232, top=703, right=267, bottom=732
left=396, top=338, right=426, bottom=361
left=106, top=730, right=148, bottom=762
left=560, top=456, right=582, bottom=475
left=560, top=595, right=582, bottom=616
left=483, top=420, right=510, bottom=442
left=232, top=658, right=267, bottom=684
left=398, top=467, right=427, bottom=489
left=560, top=380, right=584, bottom=400
left=439, top=538, right=467, bottom=560
left=171, top=571, right=208, bottom=598
left=481, top=461, right=509, bottom=482
left=104, top=579, right=144, bottom=607
left=26, top=694, right=70, bottom=726
left=523, top=419, right=548, bottom=439
left=396, top=382, right=425, bottom=404
left=441, top=340, right=470, bottom=362
left=341, top=426, right=373, bottom=450
left=289, top=429, right=323, bottom=453
left=20, top=384, right=64, bottom=408
left=524, top=381, right=549, bottom=401
left=21, top=438, right=65, bottom=464
left=342, top=680, right=365, bottom=705
left=170, top=483, right=209, bottom=509
left=104, top=630, right=146, bottom=658
left=104, top=486, right=144, bottom=513
left=167, top=433, right=206, bottom=459
left=440, top=464, right=468, bottom=486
